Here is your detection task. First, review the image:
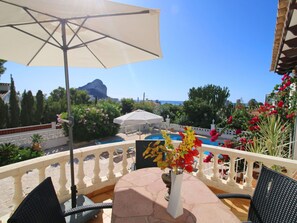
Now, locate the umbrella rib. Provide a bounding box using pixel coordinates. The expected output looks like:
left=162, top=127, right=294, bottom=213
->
left=27, top=24, right=62, bottom=66
left=67, top=20, right=161, bottom=58
left=9, top=25, right=61, bottom=50
left=23, top=7, right=62, bottom=48
left=66, top=17, right=88, bottom=48
left=66, top=23, right=107, bottom=68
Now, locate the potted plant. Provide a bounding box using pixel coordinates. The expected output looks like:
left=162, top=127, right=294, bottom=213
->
left=31, top=134, right=44, bottom=151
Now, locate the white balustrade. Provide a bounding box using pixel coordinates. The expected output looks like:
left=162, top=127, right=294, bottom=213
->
left=1, top=140, right=297, bottom=219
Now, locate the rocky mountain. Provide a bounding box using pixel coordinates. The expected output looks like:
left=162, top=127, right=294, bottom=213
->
left=78, top=79, right=108, bottom=100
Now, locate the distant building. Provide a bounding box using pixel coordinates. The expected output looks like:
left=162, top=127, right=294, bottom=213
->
left=0, top=82, right=10, bottom=104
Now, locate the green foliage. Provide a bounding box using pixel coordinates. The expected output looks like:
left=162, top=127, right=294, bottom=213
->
left=247, top=98, right=258, bottom=110
left=245, top=116, right=291, bottom=158
left=0, top=143, right=43, bottom=167
left=20, top=90, right=35, bottom=126
left=70, top=88, right=90, bottom=105
left=8, top=75, right=20, bottom=127
left=184, top=84, right=230, bottom=127
left=44, top=87, right=91, bottom=123
left=183, top=98, right=213, bottom=127
left=35, top=90, right=44, bottom=124
left=61, top=100, right=121, bottom=142
left=133, top=101, right=157, bottom=113
left=155, top=103, right=184, bottom=124
left=31, top=134, right=44, bottom=144
left=0, top=97, right=8, bottom=128
left=120, top=98, right=134, bottom=114
left=219, top=102, right=251, bottom=130
left=0, top=59, right=6, bottom=76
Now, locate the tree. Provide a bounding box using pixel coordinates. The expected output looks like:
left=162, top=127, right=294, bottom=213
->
left=0, top=59, right=6, bottom=79
left=120, top=98, right=134, bottom=114
left=183, top=98, right=213, bottom=128
left=20, top=90, right=29, bottom=126
left=248, top=98, right=258, bottom=110
left=184, top=84, right=230, bottom=127
left=20, top=90, right=35, bottom=126
left=35, top=90, right=44, bottom=124
left=0, top=97, right=8, bottom=128
left=9, top=75, right=20, bottom=127
left=70, top=88, right=90, bottom=105
left=133, top=101, right=156, bottom=113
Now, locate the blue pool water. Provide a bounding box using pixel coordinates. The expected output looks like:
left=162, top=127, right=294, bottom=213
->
left=95, top=138, right=124, bottom=145
left=145, top=133, right=218, bottom=146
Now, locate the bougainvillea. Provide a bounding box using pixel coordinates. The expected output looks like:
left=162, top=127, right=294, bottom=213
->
left=143, top=127, right=202, bottom=174
left=209, top=72, right=297, bottom=158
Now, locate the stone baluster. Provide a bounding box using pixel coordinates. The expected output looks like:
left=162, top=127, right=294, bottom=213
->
left=121, top=147, right=128, bottom=175
left=243, top=159, right=254, bottom=190
left=211, top=152, right=219, bottom=182
left=77, top=157, right=86, bottom=190
left=196, top=147, right=204, bottom=178
left=92, top=152, right=101, bottom=185
left=13, top=174, right=24, bottom=210
left=227, top=156, right=236, bottom=186
left=59, top=160, right=68, bottom=197
left=108, top=149, right=115, bottom=180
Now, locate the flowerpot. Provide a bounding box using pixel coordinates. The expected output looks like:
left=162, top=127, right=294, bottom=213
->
left=167, top=171, right=183, bottom=218
left=32, top=143, right=41, bottom=151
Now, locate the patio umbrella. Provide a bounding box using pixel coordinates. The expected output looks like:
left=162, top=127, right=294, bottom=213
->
left=113, top=109, right=163, bottom=138
left=0, top=0, right=162, bottom=208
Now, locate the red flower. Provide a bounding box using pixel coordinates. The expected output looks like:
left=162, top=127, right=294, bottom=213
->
left=235, top=129, right=242, bottom=135
left=178, top=131, right=185, bottom=140
left=194, top=138, right=202, bottom=147
left=191, top=148, right=199, bottom=156
left=227, top=116, right=233, bottom=124
left=185, top=165, right=193, bottom=173
left=210, top=133, right=219, bottom=142
left=277, top=101, right=284, bottom=108
left=249, top=116, right=260, bottom=125
left=269, top=110, right=278, bottom=115
left=286, top=112, right=295, bottom=119
left=239, top=137, right=247, bottom=144
left=209, top=129, right=217, bottom=136
left=203, top=154, right=213, bottom=163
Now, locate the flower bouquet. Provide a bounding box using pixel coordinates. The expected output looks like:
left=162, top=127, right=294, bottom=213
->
left=143, top=127, right=202, bottom=218
left=143, top=126, right=202, bottom=174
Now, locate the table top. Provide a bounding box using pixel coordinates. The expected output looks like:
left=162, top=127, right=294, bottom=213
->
left=111, top=168, right=241, bottom=223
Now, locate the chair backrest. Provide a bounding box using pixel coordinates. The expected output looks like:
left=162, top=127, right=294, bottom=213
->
left=135, top=140, right=165, bottom=170
left=8, top=177, right=65, bottom=223
left=248, top=165, right=297, bottom=223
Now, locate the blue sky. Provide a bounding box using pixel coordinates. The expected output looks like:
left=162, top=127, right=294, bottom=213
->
left=1, top=0, right=281, bottom=103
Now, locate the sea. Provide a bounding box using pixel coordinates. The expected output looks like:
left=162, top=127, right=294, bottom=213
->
left=159, top=100, right=184, bottom=105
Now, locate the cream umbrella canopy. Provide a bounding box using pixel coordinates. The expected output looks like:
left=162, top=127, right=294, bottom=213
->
left=114, top=109, right=163, bottom=126
left=113, top=109, right=163, bottom=138
left=0, top=0, right=161, bottom=207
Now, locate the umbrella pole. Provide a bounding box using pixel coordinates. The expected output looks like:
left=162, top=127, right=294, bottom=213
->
left=62, top=21, right=77, bottom=208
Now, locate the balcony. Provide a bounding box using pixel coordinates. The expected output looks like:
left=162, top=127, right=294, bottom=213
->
left=0, top=139, right=297, bottom=222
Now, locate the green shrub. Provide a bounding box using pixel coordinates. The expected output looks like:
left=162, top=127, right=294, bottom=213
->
left=0, top=143, right=43, bottom=167
left=61, top=101, right=121, bottom=142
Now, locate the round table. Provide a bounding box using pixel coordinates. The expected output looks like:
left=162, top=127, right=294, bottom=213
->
left=111, top=168, right=240, bottom=222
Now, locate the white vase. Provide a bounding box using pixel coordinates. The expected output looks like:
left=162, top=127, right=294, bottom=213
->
left=167, top=171, right=183, bottom=218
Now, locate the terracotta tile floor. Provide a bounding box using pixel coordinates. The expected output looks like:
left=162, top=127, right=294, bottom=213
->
left=86, top=185, right=249, bottom=223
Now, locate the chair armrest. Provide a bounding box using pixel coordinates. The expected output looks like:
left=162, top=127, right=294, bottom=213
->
left=217, top=193, right=251, bottom=200
left=63, top=202, right=113, bottom=216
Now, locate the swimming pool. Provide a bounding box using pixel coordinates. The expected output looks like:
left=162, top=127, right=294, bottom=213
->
left=144, top=133, right=219, bottom=146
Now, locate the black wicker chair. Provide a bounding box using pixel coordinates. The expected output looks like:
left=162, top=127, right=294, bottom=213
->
left=132, top=140, right=165, bottom=170
left=8, top=177, right=112, bottom=223
left=217, top=165, right=297, bottom=223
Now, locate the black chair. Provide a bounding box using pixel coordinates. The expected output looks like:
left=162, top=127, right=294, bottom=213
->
left=217, top=165, right=297, bottom=223
left=8, top=177, right=112, bottom=223
left=134, top=140, right=165, bottom=170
